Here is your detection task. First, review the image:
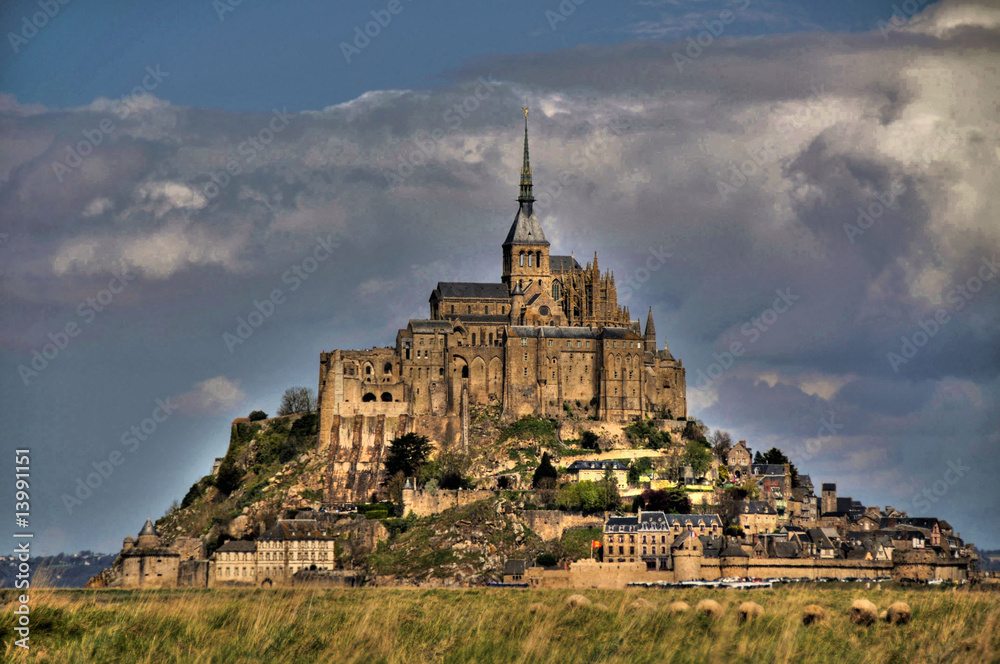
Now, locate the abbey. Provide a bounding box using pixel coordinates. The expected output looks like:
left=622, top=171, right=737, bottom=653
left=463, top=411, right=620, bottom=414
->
left=318, top=112, right=686, bottom=505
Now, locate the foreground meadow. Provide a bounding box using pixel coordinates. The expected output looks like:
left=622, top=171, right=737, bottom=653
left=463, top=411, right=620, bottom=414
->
left=1, top=585, right=998, bottom=663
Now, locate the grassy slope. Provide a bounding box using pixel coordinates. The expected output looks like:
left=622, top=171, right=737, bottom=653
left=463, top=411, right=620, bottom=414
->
left=4, top=586, right=998, bottom=663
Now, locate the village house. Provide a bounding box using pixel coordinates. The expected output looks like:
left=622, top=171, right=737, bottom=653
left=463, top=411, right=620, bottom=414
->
left=565, top=459, right=629, bottom=490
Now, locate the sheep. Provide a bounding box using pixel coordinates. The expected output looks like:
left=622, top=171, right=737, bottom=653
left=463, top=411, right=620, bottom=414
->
left=696, top=599, right=724, bottom=619
left=629, top=598, right=655, bottom=611
left=565, top=594, right=591, bottom=609
left=885, top=601, right=911, bottom=625
left=528, top=602, right=545, bottom=613
left=849, top=599, right=878, bottom=626
left=802, top=604, right=828, bottom=625
left=738, top=601, right=764, bottom=623
left=667, top=601, right=691, bottom=615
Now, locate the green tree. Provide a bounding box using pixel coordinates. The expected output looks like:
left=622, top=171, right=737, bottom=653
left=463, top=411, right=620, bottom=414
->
left=532, top=452, right=558, bottom=489
left=248, top=410, right=268, bottom=422
left=682, top=440, right=713, bottom=477
left=384, top=433, right=432, bottom=479
left=637, top=487, right=691, bottom=514
left=580, top=430, right=601, bottom=451
left=596, top=468, right=621, bottom=511
left=758, top=446, right=800, bottom=487
left=624, top=418, right=671, bottom=449
left=535, top=552, right=559, bottom=567
left=627, top=457, right=654, bottom=485
left=215, top=458, right=242, bottom=495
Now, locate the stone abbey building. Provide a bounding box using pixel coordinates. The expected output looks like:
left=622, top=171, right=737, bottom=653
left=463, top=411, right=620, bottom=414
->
left=318, top=112, right=686, bottom=506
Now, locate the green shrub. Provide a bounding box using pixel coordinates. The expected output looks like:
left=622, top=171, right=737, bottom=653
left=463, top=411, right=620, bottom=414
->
left=248, top=410, right=268, bottom=422
left=535, top=552, right=558, bottom=567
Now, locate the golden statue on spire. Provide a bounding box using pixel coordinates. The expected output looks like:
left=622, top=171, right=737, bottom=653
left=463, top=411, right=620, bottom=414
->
left=522, top=106, right=529, bottom=118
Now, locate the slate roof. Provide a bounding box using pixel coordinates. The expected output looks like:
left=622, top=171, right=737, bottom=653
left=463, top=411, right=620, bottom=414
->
left=433, top=282, right=510, bottom=300
left=741, top=501, right=777, bottom=515
left=600, top=327, right=642, bottom=340
left=752, top=464, right=786, bottom=476
left=550, top=255, right=582, bottom=271
left=700, top=535, right=723, bottom=558
left=773, top=541, right=802, bottom=558
left=138, top=518, right=157, bottom=537
left=504, top=206, right=549, bottom=245
left=720, top=541, right=749, bottom=558
left=453, top=314, right=510, bottom=325
left=216, top=540, right=258, bottom=553
left=408, top=320, right=453, bottom=334
left=509, top=326, right=597, bottom=339
left=797, top=474, right=814, bottom=491
left=822, top=483, right=837, bottom=491
left=605, top=512, right=723, bottom=533
left=567, top=459, right=628, bottom=472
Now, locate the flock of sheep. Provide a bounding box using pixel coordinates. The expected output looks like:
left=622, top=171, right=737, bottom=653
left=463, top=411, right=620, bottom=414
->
left=556, top=595, right=912, bottom=626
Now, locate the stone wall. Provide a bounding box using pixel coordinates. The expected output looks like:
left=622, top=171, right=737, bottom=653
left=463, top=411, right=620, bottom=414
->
left=521, top=510, right=606, bottom=541
left=402, top=488, right=496, bottom=518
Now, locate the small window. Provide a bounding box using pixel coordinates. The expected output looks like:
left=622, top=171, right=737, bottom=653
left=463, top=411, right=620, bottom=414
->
left=484, top=306, right=489, bottom=314
left=467, top=305, right=472, bottom=314
left=451, top=305, right=455, bottom=314
left=548, top=339, right=552, bottom=347
left=524, top=368, right=528, bottom=376
left=365, top=365, right=372, bottom=375
left=524, top=353, right=528, bottom=361
left=521, top=338, right=528, bottom=346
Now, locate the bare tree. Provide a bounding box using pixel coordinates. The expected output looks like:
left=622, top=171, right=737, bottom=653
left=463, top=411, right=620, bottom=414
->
left=277, top=386, right=316, bottom=415
left=710, top=429, right=733, bottom=459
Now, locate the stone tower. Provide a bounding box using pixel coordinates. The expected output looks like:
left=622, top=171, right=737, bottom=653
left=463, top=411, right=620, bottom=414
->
left=821, top=483, right=837, bottom=515
left=671, top=530, right=703, bottom=582
left=136, top=518, right=160, bottom=549
left=502, top=108, right=551, bottom=294
left=644, top=307, right=656, bottom=354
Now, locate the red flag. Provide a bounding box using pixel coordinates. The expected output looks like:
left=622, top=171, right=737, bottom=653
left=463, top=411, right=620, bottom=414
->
left=592, top=540, right=601, bottom=548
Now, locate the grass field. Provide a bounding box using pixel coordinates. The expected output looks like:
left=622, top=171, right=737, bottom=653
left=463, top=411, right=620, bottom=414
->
left=2, top=585, right=998, bottom=663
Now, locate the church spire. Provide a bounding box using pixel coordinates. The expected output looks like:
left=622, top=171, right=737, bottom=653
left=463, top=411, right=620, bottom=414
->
left=518, top=107, right=533, bottom=204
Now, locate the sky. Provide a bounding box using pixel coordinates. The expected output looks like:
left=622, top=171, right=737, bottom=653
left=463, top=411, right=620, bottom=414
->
left=1, top=0, right=998, bottom=556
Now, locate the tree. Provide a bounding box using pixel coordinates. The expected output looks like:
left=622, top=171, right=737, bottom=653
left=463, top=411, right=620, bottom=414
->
left=215, top=457, right=243, bottom=495
left=709, top=430, right=732, bottom=459
left=580, top=430, right=601, bottom=451
left=624, top=418, right=670, bottom=449
left=532, top=452, right=558, bottom=489
left=627, top=457, right=654, bottom=485
left=682, top=440, right=713, bottom=478
left=535, top=552, right=559, bottom=567
left=741, top=478, right=761, bottom=501
left=683, top=419, right=708, bottom=443
left=384, top=433, right=432, bottom=479
left=753, top=450, right=764, bottom=464
left=717, top=487, right=745, bottom=528
left=596, top=468, right=621, bottom=511
left=248, top=410, right=268, bottom=422
left=638, top=487, right=691, bottom=514
left=277, top=387, right=316, bottom=416
left=758, top=446, right=800, bottom=487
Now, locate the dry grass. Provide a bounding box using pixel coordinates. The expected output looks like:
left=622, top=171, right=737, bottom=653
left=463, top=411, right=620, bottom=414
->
left=1, top=585, right=998, bottom=663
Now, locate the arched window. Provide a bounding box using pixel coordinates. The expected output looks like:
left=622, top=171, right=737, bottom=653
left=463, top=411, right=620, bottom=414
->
left=383, top=362, right=392, bottom=374
left=519, top=252, right=525, bottom=267
left=380, top=392, right=392, bottom=402
left=461, top=366, right=469, bottom=378
left=365, top=365, right=372, bottom=375
left=450, top=305, right=455, bottom=314
left=528, top=253, right=533, bottom=267
left=552, top=281, right=561, bottom=300
left=536, top=251, right=542, bottom=267
left=362, top=393, right=376, bottom=402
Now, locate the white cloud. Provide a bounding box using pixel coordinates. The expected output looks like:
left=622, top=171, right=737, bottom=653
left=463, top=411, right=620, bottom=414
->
left=176, top=376, right=246, bottom=415
left=82, top=197, right=114, bottom=217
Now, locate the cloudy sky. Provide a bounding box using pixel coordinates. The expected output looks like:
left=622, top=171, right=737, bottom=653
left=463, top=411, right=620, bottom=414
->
left=1, top=0, right=998, bottom=555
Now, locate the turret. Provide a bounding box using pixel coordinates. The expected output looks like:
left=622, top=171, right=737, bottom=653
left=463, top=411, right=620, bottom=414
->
left=136, top=518, right=160, bottom=549
left=644, top=307, right=656, bottom=353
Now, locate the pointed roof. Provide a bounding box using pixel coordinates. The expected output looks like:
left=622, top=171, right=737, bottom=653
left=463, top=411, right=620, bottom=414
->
left=644, top=307, right=656, bottom=339
left=139, top=518, right=157, bottom=537
left=504, top=206, right=548, bottom=245
left=518, top=106, right=533, bottom=204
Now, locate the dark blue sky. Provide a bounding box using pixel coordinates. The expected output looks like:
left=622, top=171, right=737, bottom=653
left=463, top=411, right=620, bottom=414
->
left=4, top=0, right=999, bottom=558
left=3, top=0, right=937, bottom=111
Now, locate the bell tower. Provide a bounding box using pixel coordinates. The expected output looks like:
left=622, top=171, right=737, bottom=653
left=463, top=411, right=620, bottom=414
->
left=502, top=107, right=550, bottom=293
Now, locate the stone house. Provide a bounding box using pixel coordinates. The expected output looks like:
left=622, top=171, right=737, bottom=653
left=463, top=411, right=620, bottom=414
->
left=565, top=459, right=629, bottom=489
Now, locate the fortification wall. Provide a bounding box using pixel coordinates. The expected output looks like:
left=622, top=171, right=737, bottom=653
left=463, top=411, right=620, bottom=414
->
left=402, top=488, right=496, bottom=517
left=522, top=510, right=606, bottom=541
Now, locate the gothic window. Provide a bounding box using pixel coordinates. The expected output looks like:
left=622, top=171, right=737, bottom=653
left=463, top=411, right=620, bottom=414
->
left=462, top=366, right=469, bottom=378
left=552, top=281, right=561, bottom=299
left=527, top=253, right=533, bottom=267
left=365, top=365, right=372, bottom=375
left=384, top=362, right=392, bottom=374
left=519, top=252, right=524, bottom=267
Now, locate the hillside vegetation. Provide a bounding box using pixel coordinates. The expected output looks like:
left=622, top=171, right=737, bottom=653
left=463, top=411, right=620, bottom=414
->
left=3, top=586, right=997, bottom=663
